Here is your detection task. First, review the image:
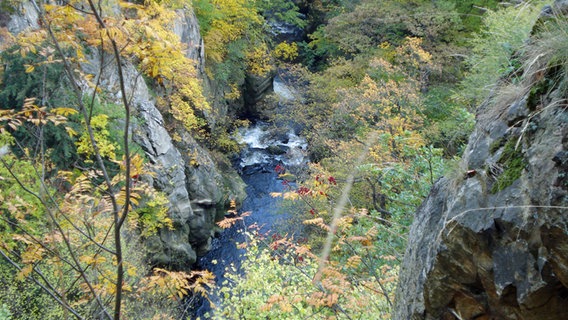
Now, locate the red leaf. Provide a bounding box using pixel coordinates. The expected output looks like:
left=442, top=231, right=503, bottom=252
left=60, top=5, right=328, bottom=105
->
left=328, top=176, right=337, bottom=185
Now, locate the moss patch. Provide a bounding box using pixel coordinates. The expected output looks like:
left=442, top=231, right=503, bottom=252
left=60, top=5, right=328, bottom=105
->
left=490, top=138, right=526, bottom=193
left=489, top=137, right=506, bottom=154
left=527, top=64, right=562, bottom=111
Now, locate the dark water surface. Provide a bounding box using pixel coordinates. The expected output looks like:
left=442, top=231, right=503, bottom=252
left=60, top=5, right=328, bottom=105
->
left=188, top=120, right=307, bottom=319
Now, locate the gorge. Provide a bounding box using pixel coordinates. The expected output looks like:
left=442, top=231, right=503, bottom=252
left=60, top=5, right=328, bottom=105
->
left=1, top=0, right=568, bottom=319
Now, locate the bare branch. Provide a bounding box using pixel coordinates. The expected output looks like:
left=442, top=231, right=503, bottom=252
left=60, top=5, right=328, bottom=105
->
left=1, top=157, right=117, bottom=255
left=83, top=1, right=133, bottom=318
left=313, top=132, right=378, bottom=284
left=0, top=155, right=112, bottom=319
left=0, top=249, right=85, bottom=320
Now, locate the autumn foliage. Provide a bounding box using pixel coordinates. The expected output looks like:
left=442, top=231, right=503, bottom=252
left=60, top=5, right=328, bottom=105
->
left=0, top=0, right=547, bottom=318
left=0, top=0, right=217, bottom=318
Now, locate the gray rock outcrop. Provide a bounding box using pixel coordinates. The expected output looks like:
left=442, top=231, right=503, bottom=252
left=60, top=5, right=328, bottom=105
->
left=3, top=2, right=246, bottom=268
left=394, top=2, right=568, bottom=319
left=171, top=3, right=279, bottom=123
left=4, top=1, right=38, bottom=35
left=173, top=9, right=205, bottom=74
left=81, top=47, right=245, bottom=268
left=132, top=8, right=246, bottom=267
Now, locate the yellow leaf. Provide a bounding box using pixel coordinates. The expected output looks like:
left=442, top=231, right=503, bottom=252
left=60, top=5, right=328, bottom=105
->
left=94, top=256, right=107, bottom=265
left=52, top=107, right=78, bottom=116
left=130, top=192, right=140, bottom=206
left=17, top=264, right=33, bottom=281
left=346, top=255, right=362, bottom=268
left=43, top=4, right=55, bottom=11
left=12, top=234, right=32, bottom=244
left=151, top=64, right=159, bottom=77
left=76, top=48, right=85, bottom=60
left=282, top=192, right=299, bottom=200
left=127, top=266, right=137, bottom=277
left=79, top=255, right=94, bottom=265
left=119, top=2, right=142, bottom=9
left=24, top=64, right=34, bottom=73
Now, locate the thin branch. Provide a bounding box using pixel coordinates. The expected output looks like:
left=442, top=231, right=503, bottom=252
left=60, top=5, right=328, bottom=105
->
left=0, top=216, right=79, bottom=271
left=30, top=0, right=120, bottom=210
left=2, top=157, right=117, bottom=255
left=60, top=0, right=95, bottom=15
left=313, top=132, right=378, bottom=284
left=0, top=156, right=111, bottom=319
left=6, top=250, right=76, bottom=313
left=8, top=3, right=115, bottom=316
left=362, top=248, right=392, bottom=307
left=340, top=237, right=393, bottom=307
left=333, top=303, right=354, bottom=320
left=84, top=1, right=132, bottom=318
left=88, top=37, right=105, bottom=123
left=0, top=249, right=85, bottom=320
left=29, top=0, right=120, bottom=230
left=29, top=1, right=136, bottom=318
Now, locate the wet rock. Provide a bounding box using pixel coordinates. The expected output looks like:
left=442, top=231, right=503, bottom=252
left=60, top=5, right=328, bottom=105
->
left=243, top=70, right=277, bottom=113
left=193, top=199, right=215, bottom=207
left=269, top=21, right=305, bottom=43
left=267, top=145, right=288, bottom=155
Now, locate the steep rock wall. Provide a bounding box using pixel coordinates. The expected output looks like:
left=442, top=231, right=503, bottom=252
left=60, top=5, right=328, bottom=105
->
left=171, top=9, right=277, bottom=126
left=85, top=9, right=247, bottom=268
left=171, top=8, right=228, bottom=128
left=394, top=2, right=568, bottom=319
left=4, top=3, right=246, bottom=268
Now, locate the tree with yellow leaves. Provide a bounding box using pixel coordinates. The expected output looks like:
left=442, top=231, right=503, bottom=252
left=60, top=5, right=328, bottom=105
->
left=193, top=0, right=272, bottom=89
left=0, top=0, right=215, bottom=319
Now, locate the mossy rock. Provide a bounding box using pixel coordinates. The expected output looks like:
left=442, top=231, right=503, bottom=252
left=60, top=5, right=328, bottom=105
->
left=527, top=64, right=562, bottom=111
left=490, top=138, right=526, bottom=193
left=279, top=172, right=297, bottom=182
left=267, top=145, right=288, bottom=155
left=489, top=137, right=506, bottom=154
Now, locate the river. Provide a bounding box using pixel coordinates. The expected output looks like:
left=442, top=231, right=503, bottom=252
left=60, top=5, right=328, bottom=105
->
left=186, top=75, right=306, bottom=319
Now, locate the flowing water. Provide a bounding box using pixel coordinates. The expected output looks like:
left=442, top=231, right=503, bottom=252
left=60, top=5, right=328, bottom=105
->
left=188, top=76, right=306, bottom=319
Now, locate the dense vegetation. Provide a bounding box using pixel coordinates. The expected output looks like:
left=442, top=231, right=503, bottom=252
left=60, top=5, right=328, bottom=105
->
left=0, top=0, right=552, bottom=319
left=206, top=0, right=549, bottom=319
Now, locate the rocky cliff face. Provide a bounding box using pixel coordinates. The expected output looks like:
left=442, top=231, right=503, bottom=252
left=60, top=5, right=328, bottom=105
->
left=171, top=9, right=275, bottom=125
left=4, top=3, right=246, bottom=268
left=85, top=8, right=247, bottom=268
left=394, top=2, right=568, bottom=319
